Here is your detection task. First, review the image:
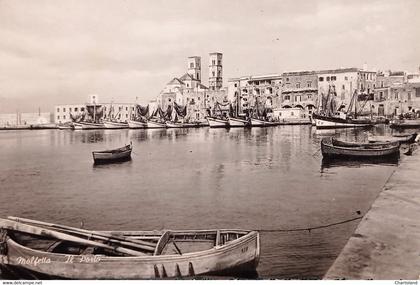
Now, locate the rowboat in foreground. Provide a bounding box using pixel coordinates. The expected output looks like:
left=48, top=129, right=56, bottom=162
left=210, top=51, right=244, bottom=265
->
left=321, top=137, right=400, bottom=159
left=92, top=143, right=132, bottom=164
left=0, top=217, right=260, bottom=279
left=368, top=133, right=418, bottom=144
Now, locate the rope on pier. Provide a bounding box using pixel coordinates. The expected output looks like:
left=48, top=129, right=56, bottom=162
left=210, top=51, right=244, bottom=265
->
left=255, top=215, right=363, bottom=233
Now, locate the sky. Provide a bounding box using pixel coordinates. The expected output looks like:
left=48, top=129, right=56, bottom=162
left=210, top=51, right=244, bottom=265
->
left=0, top=0, right=419, bottom=113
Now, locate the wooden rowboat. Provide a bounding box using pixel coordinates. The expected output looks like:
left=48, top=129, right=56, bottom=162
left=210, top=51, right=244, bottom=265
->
left=321, top=137, right=400, bottom=159
left=368, top=133, right=418, bottom=144
left=331, top=137, right=397, bottom=148
left=92, top=144, right=132, bottom=164
left=0, top=217, right=260, bottom=279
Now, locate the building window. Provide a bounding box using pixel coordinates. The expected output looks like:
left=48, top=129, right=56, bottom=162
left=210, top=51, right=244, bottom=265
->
left=57, top=108, right=60, bottom=112
left=286, top=77, right=289, bottom=82
left=75, top=107, right=78, bottom=112
left=126, top=107, right=128, bottom=111
left=234, top=83, right=237, bottom=87
left=63, top=115, right=66, bottom=119
left=296, top=83, right=300, bottom=88
left=63, top=108, right=66, bottom=112
left=331, top=76, right=336, bottom=81
left=218, top=60, right=221, bottom=65
left=57, top=116, right=60, bottom=120
left=284, top=95, right=290, bottom=100
left=342, top=84, right=345, bottom=90
left=344, top=76, right=348, bottom=81
left=190, top=63, right=194, bottom=68
left=307, top=82, right=312, bottom=88
left=319, top=77, right=324, bottom=82
left=212, top=71, right=215, bottom=77
left=326, top=76, right=330, bottom=81
left=212, top=60, right=215, bottom=65
left=81, top=107, right=85, bottom=111
left=119, top=107, right=122, bottom=111
left=408, top=91, right=411, bottom=100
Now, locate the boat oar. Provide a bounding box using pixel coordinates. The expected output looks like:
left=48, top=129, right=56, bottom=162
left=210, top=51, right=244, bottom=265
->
left=0, top=218, right=147, bottom=256
left=7, top=216, right=156, bottom=252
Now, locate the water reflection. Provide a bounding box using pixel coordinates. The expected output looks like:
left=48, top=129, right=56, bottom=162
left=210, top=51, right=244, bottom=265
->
left=321, top=155, right=400, bottom=171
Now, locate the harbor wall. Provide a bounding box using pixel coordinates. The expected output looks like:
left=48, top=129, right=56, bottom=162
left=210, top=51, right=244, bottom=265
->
left=324, top=149, right=420, bottom=279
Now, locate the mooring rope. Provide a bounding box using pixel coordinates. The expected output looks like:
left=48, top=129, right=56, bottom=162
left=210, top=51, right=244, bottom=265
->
left=254, top=215, right=363, bottom=233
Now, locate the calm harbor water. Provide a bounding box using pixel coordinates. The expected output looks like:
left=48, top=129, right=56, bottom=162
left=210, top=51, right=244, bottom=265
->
left=0, top=125, right=406, bottom=279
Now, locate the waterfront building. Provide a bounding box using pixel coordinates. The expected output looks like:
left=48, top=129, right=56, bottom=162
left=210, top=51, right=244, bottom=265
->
left=281, top=71, right=318, bottom=116
left=54, top=95, right=135, bottom=124
left=227, top=74, right=282, bottom=114
left=371, top=72, right=420, bottom=117
left=156, top=53, right=227, bottom=120
left=316, top=68, right=359, bottom=112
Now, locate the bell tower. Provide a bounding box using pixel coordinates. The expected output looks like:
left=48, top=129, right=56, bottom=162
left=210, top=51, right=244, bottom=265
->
left=187, top=56, right=201, bottom=82
left=209, top=52, right=223, bottom=91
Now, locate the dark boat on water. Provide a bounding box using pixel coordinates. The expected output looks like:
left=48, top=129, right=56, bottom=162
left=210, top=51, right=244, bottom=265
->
left=321, top=137, right=400, bottom=159
left=368, top=133, right=418, bottom=144
left=0, top=217, right=260, bottom=279
left=92, top=143, right=132, bottom=164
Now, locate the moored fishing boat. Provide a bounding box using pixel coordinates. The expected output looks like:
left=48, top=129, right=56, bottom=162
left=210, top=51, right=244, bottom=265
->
left=73, top=122, right=105, bottom=130
left=128, top=120, right=147, bottom=129
left=92, top=143, right=132, bottom=164
left=103, top=120, right=129, bottom=129
left=207, top=117, right=229, bottom=128
left=321, top=137, right=400, bottom=159
left=250, top=118, right=266, bottom=127
left=147, top=120, right=167, bottom=129
left=0, top=217, right=260, bottom=279
left=389, top=118, right=420, bottom=129
left=313, top=113, right=373, bottom=129
left=228, top=117, right=249, bottom=128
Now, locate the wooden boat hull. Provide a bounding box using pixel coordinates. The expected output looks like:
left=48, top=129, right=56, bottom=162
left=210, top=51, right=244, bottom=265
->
left=207, top=117, right=229, bottom=128
left=390, top=119, right=420, bottom=129
left=128, top=120, right=147, bottom=129
left=250, top=118, right=266, bottom=127
left=103, top=121, right=129, bottom=129
left=92, top=145, right=132, bottom=164
left=147, top=121, right=167, bottom=129
left=228, top=118, right=249, bottom=127
left=73, top=122, right=105, bottom=130
left=368, top=133, right=417, bottom=144
left=165, top=122, right=201, bottom=128
left=313, top=114, right=373, bottom=129
left=1, top=230, right=260, bottom=279
left=321, top=138, right=400, bottom=158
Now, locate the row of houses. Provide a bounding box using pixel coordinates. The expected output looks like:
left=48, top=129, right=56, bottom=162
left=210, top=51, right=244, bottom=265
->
left=53, top=53, right=420, bottom=124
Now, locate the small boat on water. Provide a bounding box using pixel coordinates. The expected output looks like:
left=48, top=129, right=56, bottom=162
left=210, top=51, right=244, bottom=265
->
left=368, top=133, right=418, bottom=144
left=128, top=120, right=147, bottom=129
left=0, top=217, right=260, bottom=279
left=321, top=137, right=400, bottom=159
left=389, top=119, right=420, bottom=129
left=207, top=117, right=229, bottom=128
left=58, top=123, right=74, bottom=130
left=103, top=120, right=129, bottom=129
left=92, top=143, right=132, bottom=164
